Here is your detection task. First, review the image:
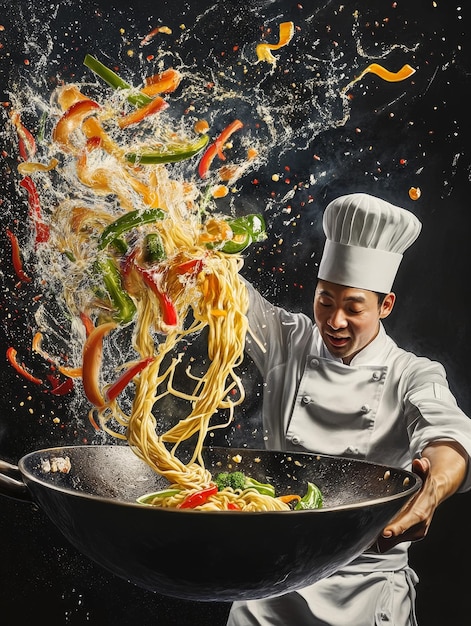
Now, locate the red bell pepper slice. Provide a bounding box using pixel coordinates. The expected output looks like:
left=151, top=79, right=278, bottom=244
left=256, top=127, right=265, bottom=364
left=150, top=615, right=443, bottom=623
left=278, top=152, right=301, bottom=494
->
left=19, top=176, right=50, bottom=244
left=6, top=346, right=43, bottom=385
left=178, top=484, right=218, bottom=509
left=135, top=266, right=178, bottom=327
left=174, top=258, right=204, bottom=276
left=10, top=110, right=36, bottom=160
left=105, top=356, right=154, bottom=403
left=198, top=119, right=244, bottom=178
left=5, top=228, right=31, bottom=282
left=47, top=374, right=75, bottom=396
left=82, top=321, right=117, bottom=408
left=227, top=502, right=242, bottom=510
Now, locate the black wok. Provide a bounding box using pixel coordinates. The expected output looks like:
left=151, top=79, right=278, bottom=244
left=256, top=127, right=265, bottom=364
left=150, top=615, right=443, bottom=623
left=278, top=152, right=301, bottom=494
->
left=0, top=445, right=420, bottom=601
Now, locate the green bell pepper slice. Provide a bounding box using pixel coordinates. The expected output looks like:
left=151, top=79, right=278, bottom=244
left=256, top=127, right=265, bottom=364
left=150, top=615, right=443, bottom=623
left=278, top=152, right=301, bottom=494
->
left=125, top=133, right=209, bottom=165
left=94, top=256, right=136, bottom=325
left=84, top=54, right=152, bottom=108
left=136, top=488, right=182, bottom=504
left=98, top=208, right=165, bottom=250
left=221, top=213, right=267, bottom=254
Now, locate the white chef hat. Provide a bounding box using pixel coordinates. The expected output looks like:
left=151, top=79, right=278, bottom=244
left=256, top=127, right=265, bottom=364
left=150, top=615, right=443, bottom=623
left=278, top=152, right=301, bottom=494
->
left=318, top=193, right=422, bottom=293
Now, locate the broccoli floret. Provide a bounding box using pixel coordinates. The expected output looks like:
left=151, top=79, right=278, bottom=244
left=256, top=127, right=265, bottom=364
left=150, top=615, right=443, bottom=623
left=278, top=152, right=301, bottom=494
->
left=228, top=471, right=246, bottom=490
left=214, top=472, right=231, bottom=491
left=214, top=471, right=275, bottom=496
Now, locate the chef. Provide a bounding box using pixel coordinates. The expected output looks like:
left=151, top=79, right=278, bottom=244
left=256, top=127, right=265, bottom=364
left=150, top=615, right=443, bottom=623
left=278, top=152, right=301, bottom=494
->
left=228, top=193, right=471, bottom=626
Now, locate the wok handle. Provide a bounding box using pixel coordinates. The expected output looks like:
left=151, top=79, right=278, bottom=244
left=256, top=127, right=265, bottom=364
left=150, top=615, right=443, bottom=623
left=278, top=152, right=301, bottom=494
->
left=0, top=459, right=33, bottom=503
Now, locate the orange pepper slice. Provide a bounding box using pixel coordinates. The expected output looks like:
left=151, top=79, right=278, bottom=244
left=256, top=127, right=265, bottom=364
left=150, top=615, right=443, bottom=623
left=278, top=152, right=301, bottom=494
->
left=343, top=63, right=416, bottom=93
left=82, top=321, right=117, bottom=408
left=256, top=21, right=295, bottom=65
left=141, top=68, right=182, bottom=96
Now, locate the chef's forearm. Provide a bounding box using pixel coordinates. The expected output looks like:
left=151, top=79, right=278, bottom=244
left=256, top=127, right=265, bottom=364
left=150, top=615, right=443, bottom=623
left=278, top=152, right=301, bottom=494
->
left=421, top=440, right=468, bottom=503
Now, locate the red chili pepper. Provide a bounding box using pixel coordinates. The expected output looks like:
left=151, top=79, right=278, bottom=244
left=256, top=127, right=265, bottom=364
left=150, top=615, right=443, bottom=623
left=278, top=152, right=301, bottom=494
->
left=136, top=266, right=178, bottom=327
left=5, top=228, right=31, bottom=282
left=19, top=176, right=50, bottom=244
left=105, top=356, right=154, bottom=402
left=6, top=346, right=43, bottom=385
left=178, top=484, right=218, bottom=509
left=198, top=119, right=244, bottom=178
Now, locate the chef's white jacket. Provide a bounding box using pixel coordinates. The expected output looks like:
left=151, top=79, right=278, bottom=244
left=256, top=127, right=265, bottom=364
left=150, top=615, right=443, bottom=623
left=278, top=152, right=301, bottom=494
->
left=227, top=282, right=471, bottom=626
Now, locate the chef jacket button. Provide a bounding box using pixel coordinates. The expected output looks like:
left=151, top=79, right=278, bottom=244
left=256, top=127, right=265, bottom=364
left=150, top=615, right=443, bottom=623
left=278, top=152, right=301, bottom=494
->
left=301, top=395, right=312, bottom=405
left=372, top=371, right=381, bottom=381
left=360, top=404, right=370, bottom=413
left=309, top=358, right=320, bottom=369
left=291, top=436, right=300, bottom=445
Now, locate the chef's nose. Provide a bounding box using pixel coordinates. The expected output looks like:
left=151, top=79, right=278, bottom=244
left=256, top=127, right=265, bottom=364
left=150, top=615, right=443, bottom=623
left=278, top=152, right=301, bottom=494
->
left=327, top=308, right=348, bottom=329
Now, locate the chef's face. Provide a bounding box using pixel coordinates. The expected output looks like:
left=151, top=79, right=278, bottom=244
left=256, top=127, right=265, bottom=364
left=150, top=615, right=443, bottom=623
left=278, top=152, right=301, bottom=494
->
left=313, top=280, right=395, bottom=365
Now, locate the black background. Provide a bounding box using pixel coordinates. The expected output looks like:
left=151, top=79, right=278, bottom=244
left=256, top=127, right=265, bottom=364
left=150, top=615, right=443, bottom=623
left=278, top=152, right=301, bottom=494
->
left=0, top=1, right=470, bottom=624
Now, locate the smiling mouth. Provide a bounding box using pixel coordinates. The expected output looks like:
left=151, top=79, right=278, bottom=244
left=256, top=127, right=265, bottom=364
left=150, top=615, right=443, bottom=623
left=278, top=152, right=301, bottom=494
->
left=327, top=335, right=349, bottom=347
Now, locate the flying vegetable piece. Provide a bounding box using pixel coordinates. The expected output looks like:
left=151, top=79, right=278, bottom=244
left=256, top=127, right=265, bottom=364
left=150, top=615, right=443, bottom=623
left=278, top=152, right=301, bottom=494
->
left=141, top=68, right=182, bottom=95
left=218, top=213, right=267, bottom=254
left=81, top=321, right=117, bottom=408
left=94, top=256, right=137, bottom=325
left=6, top=346, right=43, bottom=385
left=214, top=471, right=275, bottom=497
left=125, top=133, right=209, bottom=165
left=105, top=356, right=154, bottom=403
left=98, top=208, right=165, bottom=250
left=256, top=21, right=295, bottom=65
left=5, top=228, right=31, bottom=283
left=198, top=119, right=244, bottom=178
left=83, top=54, right=153, bottom=108
left=294, top=482, right=323, bottom=510
left=143, top=232, right=166, bottom=263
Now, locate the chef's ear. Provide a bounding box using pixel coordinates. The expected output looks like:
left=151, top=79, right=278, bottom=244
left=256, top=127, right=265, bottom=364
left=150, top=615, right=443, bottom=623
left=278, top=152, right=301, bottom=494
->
left=379, top=292, right=395, bottom=319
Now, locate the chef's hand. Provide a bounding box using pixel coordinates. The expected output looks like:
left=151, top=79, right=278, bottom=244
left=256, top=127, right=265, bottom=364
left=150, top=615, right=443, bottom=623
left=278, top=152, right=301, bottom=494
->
left=374, top=441, right=468, bottom=553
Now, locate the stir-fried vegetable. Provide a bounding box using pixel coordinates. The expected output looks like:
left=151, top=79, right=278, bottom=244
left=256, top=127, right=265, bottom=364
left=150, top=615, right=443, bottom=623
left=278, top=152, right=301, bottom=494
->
left=178, top=484, right=218, bottom=509
left=214, top=471, right=276, bottom=497
left=136, top=488, right=182, bottom=504
left=294, top=482, right=323, bottom=510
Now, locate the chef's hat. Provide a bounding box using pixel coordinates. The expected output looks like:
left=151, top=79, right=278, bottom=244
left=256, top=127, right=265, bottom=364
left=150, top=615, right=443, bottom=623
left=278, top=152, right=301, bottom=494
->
left=318, top=193, right=422, bottom=293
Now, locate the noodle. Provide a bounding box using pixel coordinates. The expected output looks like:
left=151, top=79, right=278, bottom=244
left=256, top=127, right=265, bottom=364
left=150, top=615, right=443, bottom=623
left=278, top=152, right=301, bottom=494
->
left=9, top=61, right=289, bottom=511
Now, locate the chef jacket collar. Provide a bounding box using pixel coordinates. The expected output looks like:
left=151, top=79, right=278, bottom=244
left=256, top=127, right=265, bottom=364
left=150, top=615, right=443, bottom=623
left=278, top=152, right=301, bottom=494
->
left=319, top=323, right=388, bottom=366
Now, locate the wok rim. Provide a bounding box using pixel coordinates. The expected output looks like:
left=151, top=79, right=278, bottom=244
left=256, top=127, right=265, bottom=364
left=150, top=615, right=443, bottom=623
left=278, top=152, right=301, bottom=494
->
left=17, top=444, right=422, bottom=514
